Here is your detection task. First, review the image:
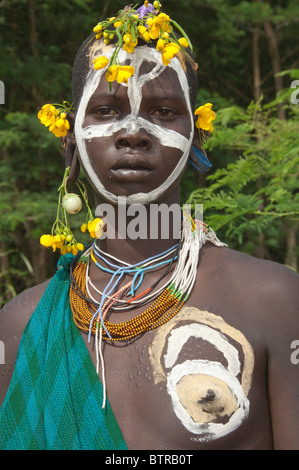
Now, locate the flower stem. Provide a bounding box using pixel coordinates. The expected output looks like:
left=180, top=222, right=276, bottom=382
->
left=170, top=19, right=193, bottom=52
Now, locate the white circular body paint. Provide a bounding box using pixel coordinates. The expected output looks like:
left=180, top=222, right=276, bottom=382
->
left=149, top=308, right=255, bottom=443
left=74, top=47, right=194, bottom=205
left=167, top=360, right=250, bottom=441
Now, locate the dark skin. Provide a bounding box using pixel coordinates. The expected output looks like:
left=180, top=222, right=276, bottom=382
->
left=1, top=60, right=299, bottom=450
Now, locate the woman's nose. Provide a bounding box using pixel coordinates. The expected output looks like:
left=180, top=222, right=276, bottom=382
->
left=115, top=128, right=152, bottom=150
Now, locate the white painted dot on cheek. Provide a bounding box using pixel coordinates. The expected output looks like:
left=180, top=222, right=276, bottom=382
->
left=74, top=47, right=194, bottom=205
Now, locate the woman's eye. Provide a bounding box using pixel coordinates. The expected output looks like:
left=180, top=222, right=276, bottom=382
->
left=151, top=108, right=178, bottom=118
left=93, top=106, right=118, bottom=116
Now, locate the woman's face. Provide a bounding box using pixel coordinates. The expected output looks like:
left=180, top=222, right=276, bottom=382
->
left=74, top=47, right=194, bottom=205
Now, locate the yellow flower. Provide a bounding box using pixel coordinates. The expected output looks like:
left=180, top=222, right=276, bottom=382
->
left=138, top=25, right=147, bottom=35
left=40, top=234, right=55, bottom=248
left=156, top=38, right=165, bottom=51
left=105, top=65, right=135, bottom=84
left=138, top=25, right=151, bottom=42
left=93, top=55, right=109, bottom=70
left=161, top=42, right=180, bottom=66
left=147, top=13, right=171, bottom=39
left=88, top=218, right=104, bottom=238
left=60, top=245, right=67, bottom=255
left=40, top=233, right=64, bottom=252
left=123, top=34, right=138, bottom=53
left=194, top=103, right=216, bottom=133
left=142, top=31, right=151, bottom=42
left=49, top=114, right=70, bottom=137
left=77, top=243, right=84, bottom=252
left=178, top=37, right=189, bottom=48
left=71, top=245, right=78, bottom=256
left=93, top=24, right=102, bottom=33
left=37, top=104, right=58, bottom=128
left=105, top=65, right=118, bottom=82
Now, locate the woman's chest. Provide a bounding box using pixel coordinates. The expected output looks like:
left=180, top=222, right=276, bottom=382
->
left=82, top=304, right=272, bottom=449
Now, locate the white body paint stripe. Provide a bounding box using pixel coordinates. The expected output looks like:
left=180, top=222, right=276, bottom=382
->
left=163, top=323, right=241, bottom=376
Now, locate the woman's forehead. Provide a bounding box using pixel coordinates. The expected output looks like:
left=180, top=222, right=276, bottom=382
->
left=89, top=65, right=187, bottom=104
left=83, top=46, right=191, bottom=108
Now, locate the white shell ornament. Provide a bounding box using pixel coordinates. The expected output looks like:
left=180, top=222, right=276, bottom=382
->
left=62, top=193, right=83, bottom=214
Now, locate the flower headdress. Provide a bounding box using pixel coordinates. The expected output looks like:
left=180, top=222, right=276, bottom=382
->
left=91, top=1, right=193, bottom=86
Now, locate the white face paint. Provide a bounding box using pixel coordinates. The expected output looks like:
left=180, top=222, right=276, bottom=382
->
left=74, top=46, right=194, bottom=204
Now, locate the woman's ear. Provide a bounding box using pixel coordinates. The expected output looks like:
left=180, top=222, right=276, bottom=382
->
left=188, top=118, right=212, bottom=174
left=63, top=113, right=80, bottom=182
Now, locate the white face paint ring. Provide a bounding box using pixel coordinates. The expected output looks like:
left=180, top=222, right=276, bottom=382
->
left=74, top=46, right=194, bottom=205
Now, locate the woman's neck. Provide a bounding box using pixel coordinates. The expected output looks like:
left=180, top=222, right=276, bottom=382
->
left=94, top=188, right=182, bottom=265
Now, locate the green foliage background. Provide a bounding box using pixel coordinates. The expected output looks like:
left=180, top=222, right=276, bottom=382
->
left=0, top=0, right=299, bottom=306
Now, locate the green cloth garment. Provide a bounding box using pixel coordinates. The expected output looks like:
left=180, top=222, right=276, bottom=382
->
left=0, top=254, right=127, bottom=450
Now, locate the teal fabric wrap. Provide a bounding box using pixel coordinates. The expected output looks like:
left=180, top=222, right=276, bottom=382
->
left=0, top=254, right=127, bottom=450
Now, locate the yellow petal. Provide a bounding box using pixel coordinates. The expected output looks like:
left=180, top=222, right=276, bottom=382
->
left=178, top=37, right=189, bottom=48
left=116, top=65, right=135, bottom=83
left=40, top=234, right=54, bottom=247
left=105, top=65, right=118, bottom=82
left=161, top=43, right=180, bottom=66
left=93, top=24, right=102, bottom=33
left=93, top=55, right=109, bottom=70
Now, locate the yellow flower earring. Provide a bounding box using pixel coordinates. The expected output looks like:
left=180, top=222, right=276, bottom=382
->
left=40, top=166, right=103, bottom=256
left=189, top=103, right=216, bottom=173
left=38, top=102, right=73, bottom=137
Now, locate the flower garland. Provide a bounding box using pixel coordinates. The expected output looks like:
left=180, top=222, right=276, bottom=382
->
left=40, top=166, right=103, bottom=255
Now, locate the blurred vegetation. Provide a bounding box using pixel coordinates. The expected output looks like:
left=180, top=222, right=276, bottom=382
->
left=0, top=0, right=299, bottom=306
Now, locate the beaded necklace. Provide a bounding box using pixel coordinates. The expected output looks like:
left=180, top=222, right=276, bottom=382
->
left=69, top=215, right=218, bottom=342
left=70, top=241, right=182, bottom=342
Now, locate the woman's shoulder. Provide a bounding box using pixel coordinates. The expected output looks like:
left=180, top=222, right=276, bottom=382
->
left=0, top=280, right=51, bottom=358
left=0, top=280, right=51, bottom=404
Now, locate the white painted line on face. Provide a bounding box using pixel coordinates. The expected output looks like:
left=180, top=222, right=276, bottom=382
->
left=81, top=117, right=189, bottom=152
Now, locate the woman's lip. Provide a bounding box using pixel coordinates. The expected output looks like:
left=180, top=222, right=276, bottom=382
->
left=111, top=167, right=153, bottom=181
left=111, top=154, right=154, bottom=172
